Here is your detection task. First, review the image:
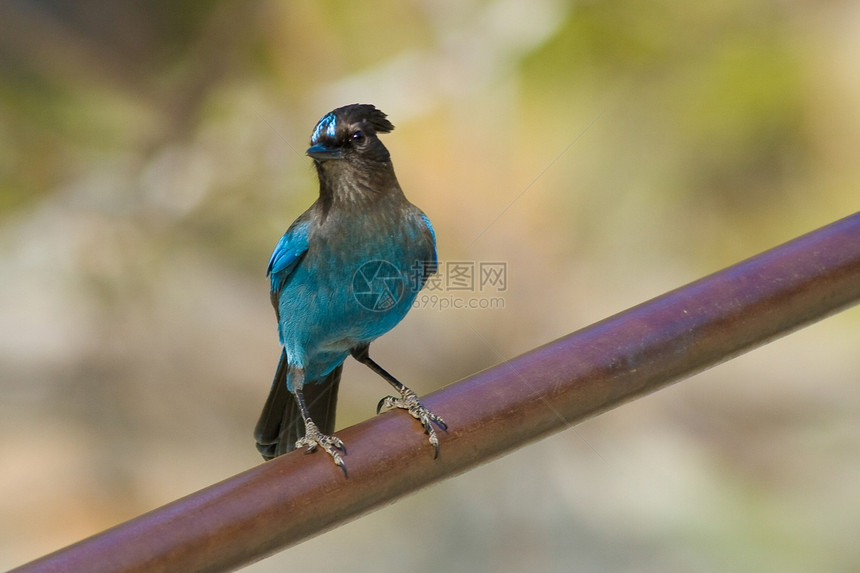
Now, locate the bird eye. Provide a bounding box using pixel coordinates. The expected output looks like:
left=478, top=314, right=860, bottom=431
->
left=351, top=130, right=365, bottom=143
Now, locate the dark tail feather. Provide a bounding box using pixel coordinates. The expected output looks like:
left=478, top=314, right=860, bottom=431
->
left=254, top=349, right=290, bottom=458
left=254, top=349, right=342, bottom=460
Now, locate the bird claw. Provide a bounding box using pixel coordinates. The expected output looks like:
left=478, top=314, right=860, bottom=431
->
left=377, top=388, right=447, bottom=458
left=295, top=420, right=347, bottom=472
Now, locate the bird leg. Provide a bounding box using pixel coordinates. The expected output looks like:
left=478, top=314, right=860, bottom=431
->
left=292, top=382, right=346, bottom=473
left=350, top=346, right=447, bottom=458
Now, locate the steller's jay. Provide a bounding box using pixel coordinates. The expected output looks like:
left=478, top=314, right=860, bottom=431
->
left=254, top=104, right=446, bottom=471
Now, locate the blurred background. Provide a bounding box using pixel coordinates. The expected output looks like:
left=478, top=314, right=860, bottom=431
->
left=1, top=0, right=859, bottom=571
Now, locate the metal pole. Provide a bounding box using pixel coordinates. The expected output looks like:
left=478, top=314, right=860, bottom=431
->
left=12, top=212, right=860, bottom=573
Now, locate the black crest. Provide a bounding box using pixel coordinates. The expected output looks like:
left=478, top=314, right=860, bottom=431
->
left=337, top=104, right=394, bottom=134
left=310, top=104, right=394, bottom=145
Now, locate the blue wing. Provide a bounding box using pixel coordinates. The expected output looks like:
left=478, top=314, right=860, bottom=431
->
left=420, top=212, right=436, bottom=248
left=268, top=219, right=311, bottom=297
left=417, top=212, right=438, bottom=290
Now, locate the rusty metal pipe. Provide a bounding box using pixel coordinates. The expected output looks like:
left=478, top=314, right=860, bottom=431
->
left=13, top=212, right=860, bottom=573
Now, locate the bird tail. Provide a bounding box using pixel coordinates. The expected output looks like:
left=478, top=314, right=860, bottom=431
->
left=254, top=349, right=342, bottom=460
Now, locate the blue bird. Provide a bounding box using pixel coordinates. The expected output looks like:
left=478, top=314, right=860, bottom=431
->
left=254, top=104, right=446, bottom=470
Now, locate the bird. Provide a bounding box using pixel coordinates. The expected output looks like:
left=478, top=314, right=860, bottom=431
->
left=254, top=104, right=446, bottom=472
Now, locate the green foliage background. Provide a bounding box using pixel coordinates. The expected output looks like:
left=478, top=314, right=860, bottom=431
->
left=1, top=1, right=858, bottom=571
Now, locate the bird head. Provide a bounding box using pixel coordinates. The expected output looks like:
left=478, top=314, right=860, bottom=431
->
left=306, top=104, right=395, bottom=167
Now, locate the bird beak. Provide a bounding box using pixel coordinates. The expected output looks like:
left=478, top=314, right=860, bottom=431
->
left=306, top=143, right=343, bottom=161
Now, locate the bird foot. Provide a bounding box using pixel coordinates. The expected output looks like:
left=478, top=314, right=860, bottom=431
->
left=377, top=388, right=447, bottom=458
left=295, top=419, right=346, bottom=472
